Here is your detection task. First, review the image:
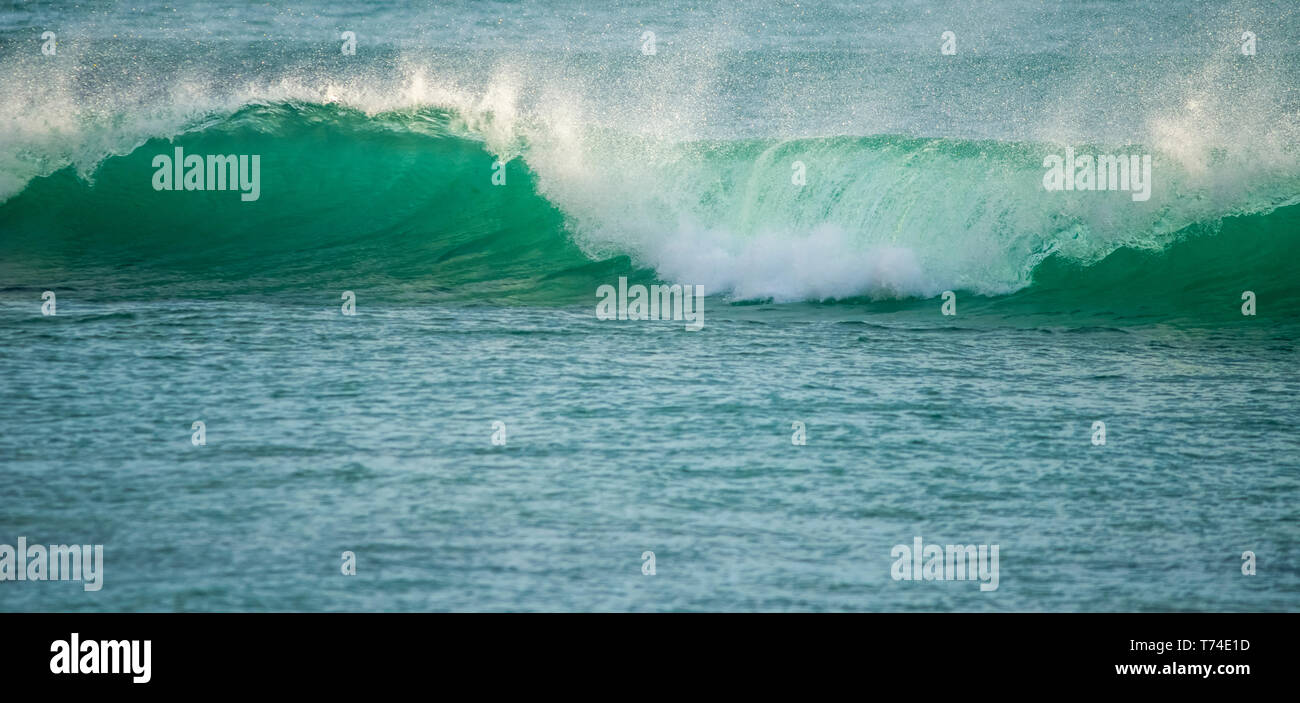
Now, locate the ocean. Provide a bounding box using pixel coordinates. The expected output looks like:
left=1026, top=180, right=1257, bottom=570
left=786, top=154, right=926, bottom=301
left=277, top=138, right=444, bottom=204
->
left=1, top=0, right=1297, bottom=611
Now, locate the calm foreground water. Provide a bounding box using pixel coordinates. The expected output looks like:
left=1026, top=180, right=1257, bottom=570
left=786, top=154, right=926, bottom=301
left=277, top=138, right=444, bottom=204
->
left=1, top=300, right=1296, bottom=611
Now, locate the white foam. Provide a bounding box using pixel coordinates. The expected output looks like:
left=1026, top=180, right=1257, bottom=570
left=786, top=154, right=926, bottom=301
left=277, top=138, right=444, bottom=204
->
left=3, top=39, right=1299, bottom=303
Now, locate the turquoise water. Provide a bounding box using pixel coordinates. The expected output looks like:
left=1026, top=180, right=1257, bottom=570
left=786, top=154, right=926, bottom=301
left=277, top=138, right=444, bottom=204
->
left=1, top=1, right=1298, bottom=611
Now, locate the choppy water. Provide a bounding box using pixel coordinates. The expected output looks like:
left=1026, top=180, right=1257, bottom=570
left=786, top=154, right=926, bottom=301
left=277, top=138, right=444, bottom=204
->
left=1, top=0, right=1298, bottom=611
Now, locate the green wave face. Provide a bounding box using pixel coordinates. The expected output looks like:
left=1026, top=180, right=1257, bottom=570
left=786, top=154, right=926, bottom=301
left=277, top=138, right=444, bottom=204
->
left=0, top=104, right=626, bottom=305
left=0, top=102, right=1296, bottom=325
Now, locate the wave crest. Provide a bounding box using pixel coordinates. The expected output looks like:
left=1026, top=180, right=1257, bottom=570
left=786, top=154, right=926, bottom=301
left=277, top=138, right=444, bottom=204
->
left=1, top=100, right=1297, bottom=313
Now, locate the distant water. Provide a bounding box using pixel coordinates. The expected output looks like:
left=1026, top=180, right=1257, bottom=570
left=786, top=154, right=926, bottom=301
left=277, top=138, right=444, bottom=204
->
left=1, top=0, right=1297, bottom=611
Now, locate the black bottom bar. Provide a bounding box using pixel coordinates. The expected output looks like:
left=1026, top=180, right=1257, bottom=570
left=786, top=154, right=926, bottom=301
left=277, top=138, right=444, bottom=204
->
left=0, top=613, right=1288, bottom=691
